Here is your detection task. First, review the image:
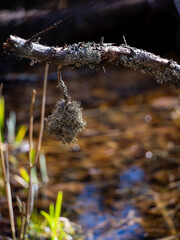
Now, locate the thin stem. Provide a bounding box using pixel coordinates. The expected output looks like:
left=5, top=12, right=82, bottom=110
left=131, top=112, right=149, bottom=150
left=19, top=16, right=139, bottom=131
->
left=0, top=83, right=16, bottom=239
left=57, top=66, right=70, bottom=102
left=19, top=202, right=26, bottom=240
left=23, top=64, right=49, bottom=238
left=34, top=63, right=49, bottom=166
left=23, top=89, right=36, bottom=238
left=29, top=89, right=36, bottom=165
left=0, top=83, right=3, bottom=96
left=152, top=191, right=178, bottom=240
left=0, top=141, right=16, bottom=240
left=25, top=20, right=62, bottom=45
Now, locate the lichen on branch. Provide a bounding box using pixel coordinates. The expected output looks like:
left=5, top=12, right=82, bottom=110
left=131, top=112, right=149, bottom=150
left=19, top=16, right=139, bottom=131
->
left=3, top=35, right=180, bottom=88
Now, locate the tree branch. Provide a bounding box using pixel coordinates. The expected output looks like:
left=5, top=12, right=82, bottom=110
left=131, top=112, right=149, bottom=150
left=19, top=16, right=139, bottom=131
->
left=3, top=35, right=180, bottom=88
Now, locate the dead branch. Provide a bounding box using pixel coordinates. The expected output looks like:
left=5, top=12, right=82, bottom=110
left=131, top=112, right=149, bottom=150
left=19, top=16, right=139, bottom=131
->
left=3, top=35, right=180, bottom=88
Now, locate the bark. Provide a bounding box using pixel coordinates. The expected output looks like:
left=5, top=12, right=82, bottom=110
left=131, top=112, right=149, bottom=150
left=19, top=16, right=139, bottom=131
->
left=3, top=35, right=180, bottom=88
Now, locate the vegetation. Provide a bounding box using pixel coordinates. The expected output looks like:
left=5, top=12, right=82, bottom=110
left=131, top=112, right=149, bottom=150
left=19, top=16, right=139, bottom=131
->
left=0, top=63, right=83, bottom=240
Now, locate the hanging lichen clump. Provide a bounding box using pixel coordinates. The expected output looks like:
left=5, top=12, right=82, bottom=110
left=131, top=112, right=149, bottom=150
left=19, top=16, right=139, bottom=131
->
left=46, top=68, right=86, bottom=144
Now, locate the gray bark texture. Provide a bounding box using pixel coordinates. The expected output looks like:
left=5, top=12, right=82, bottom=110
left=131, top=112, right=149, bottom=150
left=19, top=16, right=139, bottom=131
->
left=3, top=35, right=180, bottom=88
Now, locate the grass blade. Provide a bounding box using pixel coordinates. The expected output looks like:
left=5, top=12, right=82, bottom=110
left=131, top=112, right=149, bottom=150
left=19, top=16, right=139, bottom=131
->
left=40, top=211, right=52, bottom=225
left=15, top=124, right=27, bottom=146
left=55, top=191, right=63, bottom=220
left=0, top=96, right=5, bottom=141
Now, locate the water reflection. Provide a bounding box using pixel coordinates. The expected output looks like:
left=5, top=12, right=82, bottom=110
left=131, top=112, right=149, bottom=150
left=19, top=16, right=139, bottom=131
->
left=77, top=183, right=144, bottom=240
left=99, top=222, right=144, bottom=240
left=119, top=166, right=145, bottom=188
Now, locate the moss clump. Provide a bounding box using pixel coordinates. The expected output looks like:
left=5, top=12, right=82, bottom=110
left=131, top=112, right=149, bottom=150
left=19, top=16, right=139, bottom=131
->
left=46, top=99, right=86, bottom=144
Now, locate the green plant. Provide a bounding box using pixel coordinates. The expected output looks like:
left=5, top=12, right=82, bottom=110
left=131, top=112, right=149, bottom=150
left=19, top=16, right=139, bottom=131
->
left=0, top=96, right=5, bottom=141
left=0, top=65, right=49, bottom=240
left=41, top=191, right=63, bottom=240
left=41, top=191, right=74, bottom=240
left=17, top=210, right=48, bottom=238
left=0, top=96, right=16, bottom=240
left=0, top=62, right=83, bottom=240
left=6, top=111, right=27, bottom=147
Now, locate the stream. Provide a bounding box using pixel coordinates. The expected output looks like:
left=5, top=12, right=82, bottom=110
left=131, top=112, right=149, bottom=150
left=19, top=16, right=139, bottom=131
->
left=1, top=67, right=180, bottom=239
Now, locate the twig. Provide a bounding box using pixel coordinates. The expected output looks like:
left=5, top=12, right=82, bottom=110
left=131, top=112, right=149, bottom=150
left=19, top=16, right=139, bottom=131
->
left=16, top=197, right=26, bottom=240
left=57, top=66, right=70, bottom=102
left=20, top=202, right=26, bottom=240
left=0, top=142, right=16, bottom=240
left=0, top=83, right=3, bottom=96
left=100, top=36, right=104, bottom=46
left=3, top=35, right=180, bottom=88
left=123, top=35, right=127, bottom=46
left=29, top=90, right=36, bottom=162
left=25, top=20, right=62, bottom=46
left=0, top=84, right=16, bottom=239
left=23, top=89, right=36, bottom=239
left=151, top=191, right=179, bottom=240
left=33, top=63, right=49, bottom=166
left=23, top=64, right=48, bottom=238
left=157, top=233, right=180, bottom=240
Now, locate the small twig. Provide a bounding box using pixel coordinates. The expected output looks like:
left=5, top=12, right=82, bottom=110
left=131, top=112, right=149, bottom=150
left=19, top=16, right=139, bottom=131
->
left=33, top=63, right=49, bottom=166
left=29, top=89, right=36, bottom=163
left=23, top=65, right=48, bottom=237
left=0, top=85, right=16, bottom=239
left=157, top=233, right=180, bottom=240
left=16, top=197, right=26, bottom=240
left=57, top=66, right=70, bottom=102
left=102, top=65, right=106, bottom=74
left=0, top=142, right=16, bottom=240
left=0, top=83, right=3, bottom=96
left=100, top=36, right=104, bottom=46
left=23, top=89, right=36, bottom=239
left=25, top=20, right=62, bottom=46
left=123, top=35, right=127, bottom=46
left=151, top=190, right=179, bottom=240
left=20, top=202, right=26, bottom=240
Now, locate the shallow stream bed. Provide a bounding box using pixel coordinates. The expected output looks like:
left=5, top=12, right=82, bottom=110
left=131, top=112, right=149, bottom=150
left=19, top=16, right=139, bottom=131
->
left=1, top=67, right=180, bottom=239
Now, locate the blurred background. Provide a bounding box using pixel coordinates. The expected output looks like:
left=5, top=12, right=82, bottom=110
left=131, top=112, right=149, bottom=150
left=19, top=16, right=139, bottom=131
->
left=1, top=0, right=180, bottom=239
left=1, top=0, right=180, bottom=74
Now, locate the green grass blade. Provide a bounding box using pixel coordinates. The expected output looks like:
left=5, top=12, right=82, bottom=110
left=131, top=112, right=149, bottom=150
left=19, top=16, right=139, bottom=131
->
left=0, top=97, right=4, bottom=129
left=39, top=153, right=48, bottom=183
left=49, top=203, right=54, bottom=219
left=0, top=96, right=5, bottom=141
left=30, top=148, right=36, bottom=165
left=55, top=192, right=63, bottom=220
left=31, top=166, right=39, bottom=184
left=19, top=167, right=29, bottom=183
left=15, top=124, right=27, bottom=146
left=40, top=211, right=52, bottom=225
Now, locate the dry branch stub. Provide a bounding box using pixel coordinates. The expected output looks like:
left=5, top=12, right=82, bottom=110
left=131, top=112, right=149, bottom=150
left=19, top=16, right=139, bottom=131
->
left=3, top=35, right=180, bottom=88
